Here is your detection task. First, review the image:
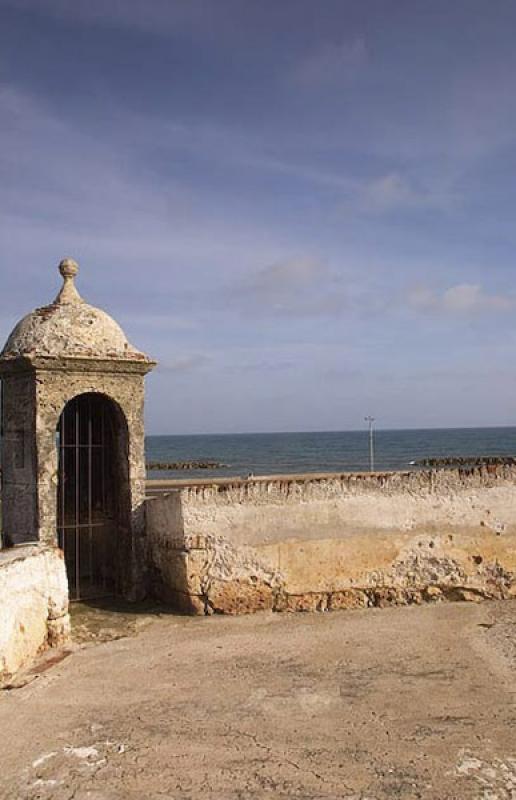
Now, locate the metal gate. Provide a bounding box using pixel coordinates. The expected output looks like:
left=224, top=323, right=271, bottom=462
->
left=57, top=393, right=118, bottom=601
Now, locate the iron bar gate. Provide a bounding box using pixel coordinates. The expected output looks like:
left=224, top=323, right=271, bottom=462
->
left=57, top=393, right=117, bottom=601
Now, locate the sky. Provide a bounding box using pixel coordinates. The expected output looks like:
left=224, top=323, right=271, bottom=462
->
left=2, top=0, right=516, bottom=434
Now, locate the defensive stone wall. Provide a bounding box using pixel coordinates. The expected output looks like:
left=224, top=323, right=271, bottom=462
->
left=145, top=466, right=516, bottom=614
left=0, top=545, right=70, bottom=684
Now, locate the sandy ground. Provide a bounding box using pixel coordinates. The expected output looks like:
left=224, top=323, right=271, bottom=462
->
left=0, top=600, right=515, bottom=800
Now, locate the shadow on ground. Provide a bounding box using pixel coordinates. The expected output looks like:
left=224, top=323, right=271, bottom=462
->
left=70, top=598, right=179, bottom=644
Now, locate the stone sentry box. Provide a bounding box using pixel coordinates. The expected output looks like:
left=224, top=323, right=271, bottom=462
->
left=0, top=259, right=155, bottom=600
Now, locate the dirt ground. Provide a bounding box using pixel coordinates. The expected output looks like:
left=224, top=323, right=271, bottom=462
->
left=0, top=600, right=515, bottom=800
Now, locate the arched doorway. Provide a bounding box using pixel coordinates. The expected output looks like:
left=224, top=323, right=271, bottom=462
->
left=56, top=393, right=129, bottom=601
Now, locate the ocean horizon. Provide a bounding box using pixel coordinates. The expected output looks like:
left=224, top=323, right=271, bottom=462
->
left=145, top=425, right=516, bottom=479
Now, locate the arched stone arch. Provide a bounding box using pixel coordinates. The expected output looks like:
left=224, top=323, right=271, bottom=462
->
left=56, top=391, right=131, bottom=600
left=30, top=364, right=151, bottom=599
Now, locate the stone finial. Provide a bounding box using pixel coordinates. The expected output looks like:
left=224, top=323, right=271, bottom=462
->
left=59, top=257, right=79, bottom=279
left=55, top=258, right=82, bottom=305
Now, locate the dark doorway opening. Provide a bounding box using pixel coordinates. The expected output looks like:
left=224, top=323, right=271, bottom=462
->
left=57, top=393, right=127, bottom=601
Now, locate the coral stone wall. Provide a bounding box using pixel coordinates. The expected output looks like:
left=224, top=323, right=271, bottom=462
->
left=146, top=467, right=516, bottom=614
left=0, top=546, right=70, bottom=684
left=0, top=372, right=38, bottom=546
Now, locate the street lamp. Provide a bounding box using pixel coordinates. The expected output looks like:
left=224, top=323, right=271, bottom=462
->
left=364, top=416, right=375, bottom=472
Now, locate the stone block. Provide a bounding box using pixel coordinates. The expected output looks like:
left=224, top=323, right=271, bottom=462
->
left=327, top=589, right=369, bottom=610
left=0, top=546, right=70, bottom=684
left=207, top=578, right=275, bottom=615
left=278, top=593, right=328, bottom=613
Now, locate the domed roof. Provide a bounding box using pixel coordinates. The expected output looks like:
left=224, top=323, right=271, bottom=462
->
left=1, top=258, right=151, bottom=362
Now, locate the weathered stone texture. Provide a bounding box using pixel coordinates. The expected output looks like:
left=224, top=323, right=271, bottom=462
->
left=146, top=492, right=282, bottom=613
left=0, top=373, right=37, bottom=546
left=0, top=359, right=152, bottom=596
left=0, top=260, right=155, bottom=598
left=146, top=466, right=516, bottom=614
left=0, top=259, right=156, bottom=679
left=175, top=466, right=516, bottom=546
left=0, top=546, right=70, bottom=684
left=33, top=364, right=150, bottom=597
left=1, top=258, right=145, bottom=362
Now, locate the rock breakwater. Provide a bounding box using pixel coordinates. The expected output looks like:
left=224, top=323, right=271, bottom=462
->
left=147, top=460, right=228, bottom=472
left=416, top=455, right=516, bottom=468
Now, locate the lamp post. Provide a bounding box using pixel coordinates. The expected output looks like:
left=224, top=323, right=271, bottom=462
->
left=364, top=416, right=375, bottom=472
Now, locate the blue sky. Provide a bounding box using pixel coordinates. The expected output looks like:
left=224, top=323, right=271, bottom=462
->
left=2, top=0, right=516, bottom=433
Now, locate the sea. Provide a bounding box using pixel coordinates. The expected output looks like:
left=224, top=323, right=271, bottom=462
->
left=145, top=427, right=516, bottom=480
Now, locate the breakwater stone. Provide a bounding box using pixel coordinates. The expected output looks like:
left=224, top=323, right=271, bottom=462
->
left=147, top=460, right=228, bottom=471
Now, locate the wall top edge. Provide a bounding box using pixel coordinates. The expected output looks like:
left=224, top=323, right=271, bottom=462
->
left=145, top=463, right=516, bottom=492
left=0, top=544, right=62, bottom=567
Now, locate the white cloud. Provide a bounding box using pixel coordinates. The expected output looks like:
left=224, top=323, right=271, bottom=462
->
left=247, top=163, right=458, bottom=216
left=0, top=83, right=452, bottom=228
left=158, top=354, right=210, bottom=373
left=251, top=258, right=327, bottom=292
left=406, top=286, right=437, bottom=311
left=443, top=284, right=514, bottom=313
left=407, top=283, right=516, bottom=314
left=239, top=257, right=347, bottom=317
left=291, top=38, right=367, bottom=87
left=0, top=87, right=300, bottom=309
left=357, top=172, right=457, bottom=214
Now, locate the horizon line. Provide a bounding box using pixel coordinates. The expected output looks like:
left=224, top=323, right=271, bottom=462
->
left=145, top=424, right=516, bottom=437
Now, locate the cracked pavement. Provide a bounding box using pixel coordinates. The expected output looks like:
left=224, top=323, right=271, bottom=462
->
left=0, top=600, right=515, bottom=799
